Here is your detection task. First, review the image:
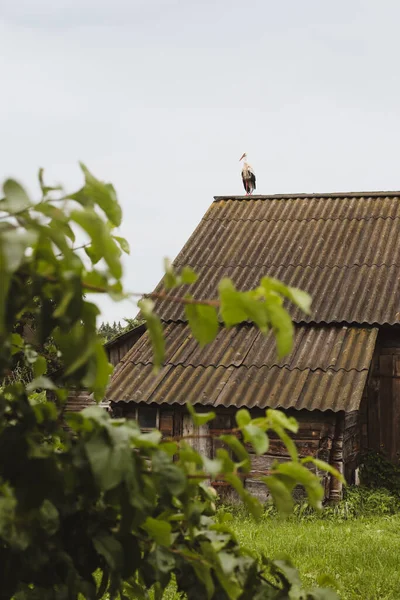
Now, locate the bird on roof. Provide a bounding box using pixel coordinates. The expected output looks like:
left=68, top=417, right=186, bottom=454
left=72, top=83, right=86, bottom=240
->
left=239, top=152, right=256, bottom=195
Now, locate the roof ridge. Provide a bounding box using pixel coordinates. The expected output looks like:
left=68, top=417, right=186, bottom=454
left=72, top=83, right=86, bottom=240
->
left=214, top=191, right=400, bottom=201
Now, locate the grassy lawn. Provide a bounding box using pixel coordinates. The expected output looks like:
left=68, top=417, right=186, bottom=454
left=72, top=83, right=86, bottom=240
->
left=230, top=514, right=400, bottom=600
left=111, top=512, right=400, bottom=600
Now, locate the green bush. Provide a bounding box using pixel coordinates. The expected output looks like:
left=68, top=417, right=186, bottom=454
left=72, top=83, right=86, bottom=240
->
left=359, top=450, right=400, bottom=495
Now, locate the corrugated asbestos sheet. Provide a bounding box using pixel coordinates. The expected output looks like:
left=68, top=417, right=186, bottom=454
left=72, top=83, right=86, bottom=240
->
left=106, top=324, right=378, bottom=412
left=152, top=194, right=400, bottom=325
left=108, top=193, right=392, bottom=412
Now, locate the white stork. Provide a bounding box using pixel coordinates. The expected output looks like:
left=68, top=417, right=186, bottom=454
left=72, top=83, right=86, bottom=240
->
left=239, top=152, right=256, bottom=195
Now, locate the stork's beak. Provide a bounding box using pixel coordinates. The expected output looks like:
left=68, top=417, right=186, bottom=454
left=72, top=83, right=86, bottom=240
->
left=239, top=153, right=246, bottom=161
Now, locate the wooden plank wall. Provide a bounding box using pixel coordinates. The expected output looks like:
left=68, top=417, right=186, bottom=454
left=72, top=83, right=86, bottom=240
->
left=114, top=403, right=345, bottom=501
left=364, top=330, right=400, bottom=464
left=207, top=408, right=342, bottom=502
left=106, top=325, right=146, bottom=367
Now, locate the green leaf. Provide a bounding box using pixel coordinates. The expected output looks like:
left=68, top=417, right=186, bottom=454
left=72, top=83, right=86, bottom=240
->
left=276, top=462, right=324, bottom=510
left=0, top=230, right=37, bottom=273
left=260, top=276, right=312, bottom=315
left=125, top=580, right=148, bottom=600
left=180, top=266, right=198, bottom=285
left=138, top=299, right=165, bottom=370
left=235, top=408, right=251, bottom=428
left=38, top=500, right=59, bottom=535
left=272, top=559, right=302, bottom=588
left=218, top=279, right=249, bottom=326
left=71, top=208, right=122, bottom=279
left=92, top=341, right=114, bottom=401
left=154, top=546, right=175, bottom=574
left=114, top=235, right=130, bottom=254
left=10, top=333, right=24, bottom=355
left=218, top=279, right=269, bottom=332
left=185, top=301, right=219, bottom=346
left=26, top=376, right=57, bottom=392
left=38, top=168, right=63, bottom=195
left=79, top=163, right=122, bottom=227
left=152, top=451, right=187, bottom=496
left=93, top=533, right=123, bottom=572
left=266, top=409, right=299, bottom=434
left=274, top=426, right=298, bottom=461
left=262, top=475, right=294, bottom=516
left=84, top=244, right=102, bottom=264
left=164, top=258, right=178, bottom=289
left=33, top=356, right=47, bottom=377
left=224, top=473, right=263, bottom=518
left=287, top=287, right=312, bottom=314
left=301, top=457, right=346, bottom=484
left=219, top=434, right=251, bottom=472
left=3, top=179, right=31, bottom=213
left=84, top=426, right=134, bottom=491
left=53, top=288, right=76, bottom=318
left=242, top=424, right=269, bottom=455
left=186, top=402, right=215, bottom=426
left=192, top=561, right=215, bottom=599
left=142, top=517, right=171, bottom=547
left=53, top=219, right=76, bottom=243
left=202, top=456, right=224, bottom=478
left=266, top=298, right=294, bottom=357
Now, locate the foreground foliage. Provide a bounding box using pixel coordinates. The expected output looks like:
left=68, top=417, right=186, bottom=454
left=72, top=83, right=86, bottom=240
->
left=0, top=166, right=340, bottom=599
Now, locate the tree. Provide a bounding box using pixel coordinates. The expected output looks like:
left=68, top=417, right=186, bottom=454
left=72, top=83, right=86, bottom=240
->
left=97, top=318, right=144, bottom=344
left=98, top=320, right=124, bottom=343
left=0, top=165, right=341, bottom=599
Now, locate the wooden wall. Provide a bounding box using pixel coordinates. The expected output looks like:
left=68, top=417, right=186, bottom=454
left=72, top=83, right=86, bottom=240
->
left=362, top=329, right=400, bottom=465
left=114, top=402, right=345, bottom=502
left=106, top=325, right=146, bottom=368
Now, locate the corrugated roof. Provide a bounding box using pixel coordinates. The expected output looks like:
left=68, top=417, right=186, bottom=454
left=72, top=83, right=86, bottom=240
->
left=151, top=193, right=400, bottom=325
left=121, top=323, right=375, bottom=371
left=109, top=192, right=390, bottom=413
left=106, top=325, right=377, bottom=412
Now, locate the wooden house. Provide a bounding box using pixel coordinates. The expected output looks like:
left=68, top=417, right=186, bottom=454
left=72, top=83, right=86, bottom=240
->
left=104, top=192, right=400, bottom=501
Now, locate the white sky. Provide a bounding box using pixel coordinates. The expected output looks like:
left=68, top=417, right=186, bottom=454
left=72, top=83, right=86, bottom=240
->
left=1, top=1, right=400, bottom=322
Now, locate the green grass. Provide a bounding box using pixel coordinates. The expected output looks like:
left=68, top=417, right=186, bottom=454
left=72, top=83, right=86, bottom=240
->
left=104, top=513, right=400, bottom=600
left=100, top=487, right=400, bottom=600
left=230, top=513, right=400, bottom=600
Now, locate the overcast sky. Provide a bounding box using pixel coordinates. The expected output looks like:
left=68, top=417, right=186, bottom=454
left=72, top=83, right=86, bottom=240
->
left=1, top=1, right=400, bottom=322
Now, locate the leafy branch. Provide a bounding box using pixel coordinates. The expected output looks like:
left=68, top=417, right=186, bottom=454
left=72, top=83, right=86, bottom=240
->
left=0, top=165, right=339, bottom=600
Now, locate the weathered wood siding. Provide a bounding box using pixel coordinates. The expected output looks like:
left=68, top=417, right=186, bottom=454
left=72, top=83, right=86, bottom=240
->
left=106, top=325, right=146, bottom=368
left=116, top=403, right=344, bottom=502
left=364, top=329, right=400, bottom=464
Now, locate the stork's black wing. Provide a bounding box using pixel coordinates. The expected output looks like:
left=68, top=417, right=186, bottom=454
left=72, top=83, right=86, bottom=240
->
left=250, top=172, right=256, bottom=190
left=241, top=172, right=248, bottom=192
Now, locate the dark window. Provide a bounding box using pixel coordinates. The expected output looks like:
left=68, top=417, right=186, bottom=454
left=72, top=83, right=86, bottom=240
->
left=138, top=405, right=157, bottom=429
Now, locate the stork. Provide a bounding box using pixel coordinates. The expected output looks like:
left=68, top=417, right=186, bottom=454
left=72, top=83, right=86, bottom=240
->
left=239, top=152, right=256, bottom=195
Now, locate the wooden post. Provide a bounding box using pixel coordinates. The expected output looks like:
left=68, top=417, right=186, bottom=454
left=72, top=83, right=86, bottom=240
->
left=329, top=413, right=345, bottom=502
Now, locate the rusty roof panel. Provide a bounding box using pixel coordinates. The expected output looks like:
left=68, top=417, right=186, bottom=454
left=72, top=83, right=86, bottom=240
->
left=152, top=194, right=400, bottom=325
left=106, top=325, right=377, bottom=413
